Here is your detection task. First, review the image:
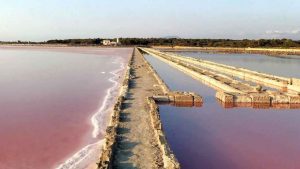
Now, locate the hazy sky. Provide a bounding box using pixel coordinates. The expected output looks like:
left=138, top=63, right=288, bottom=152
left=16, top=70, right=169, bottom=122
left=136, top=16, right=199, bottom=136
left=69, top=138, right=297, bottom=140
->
left=1, top=0, right=300, bottom=41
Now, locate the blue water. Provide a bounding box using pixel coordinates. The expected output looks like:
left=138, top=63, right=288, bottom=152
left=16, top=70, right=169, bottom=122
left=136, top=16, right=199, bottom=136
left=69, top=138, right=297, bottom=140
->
left=145, top=53, right=300, bottom=169
left=172, top=51, right=300, bottom=78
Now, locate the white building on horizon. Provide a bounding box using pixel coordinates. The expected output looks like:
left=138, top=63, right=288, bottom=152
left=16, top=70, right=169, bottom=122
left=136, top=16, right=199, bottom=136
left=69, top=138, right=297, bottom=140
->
left=102, top=38, right=120, bottom=46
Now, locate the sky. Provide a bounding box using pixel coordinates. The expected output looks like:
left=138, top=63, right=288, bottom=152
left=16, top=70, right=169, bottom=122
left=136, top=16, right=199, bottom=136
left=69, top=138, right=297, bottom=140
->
left=0, top=0, right=300, bottom=41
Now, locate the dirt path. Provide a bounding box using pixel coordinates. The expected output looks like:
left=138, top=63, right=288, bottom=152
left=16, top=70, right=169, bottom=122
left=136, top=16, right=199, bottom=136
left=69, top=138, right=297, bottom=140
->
left=113, top=49, right=164, bottom=169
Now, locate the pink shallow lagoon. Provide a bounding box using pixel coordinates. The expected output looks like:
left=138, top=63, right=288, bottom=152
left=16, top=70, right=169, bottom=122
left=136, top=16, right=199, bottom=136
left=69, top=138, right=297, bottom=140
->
left=0, top=47, right=132, bottom=169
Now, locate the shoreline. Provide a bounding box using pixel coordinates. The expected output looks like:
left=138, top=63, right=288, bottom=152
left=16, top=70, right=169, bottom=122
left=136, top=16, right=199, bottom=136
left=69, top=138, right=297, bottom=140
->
left=97, top=49, right=134, bottom=168
left=91, top=57, right=127, bottom=138
left=55, top=54, right=131, bottom=169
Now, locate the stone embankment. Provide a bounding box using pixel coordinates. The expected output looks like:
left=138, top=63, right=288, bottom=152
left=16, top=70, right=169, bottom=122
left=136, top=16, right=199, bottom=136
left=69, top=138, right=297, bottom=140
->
left=97, top=48, right=202, bottom=169
left=140, top=48, right=300, bottom=108
left=165, top=52, right=300, bottom=94
left=154, top=46, right=300, bottom=56
left=141, top=47, right=202, bottom=107
left=153, top=91, right=202, bottom=107
left=147, top=97, right=180, bottom=169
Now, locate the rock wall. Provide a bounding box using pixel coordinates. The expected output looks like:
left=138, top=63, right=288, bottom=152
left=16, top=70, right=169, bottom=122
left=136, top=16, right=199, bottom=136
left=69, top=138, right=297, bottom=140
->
left=147, top=97, right=180, bottom=169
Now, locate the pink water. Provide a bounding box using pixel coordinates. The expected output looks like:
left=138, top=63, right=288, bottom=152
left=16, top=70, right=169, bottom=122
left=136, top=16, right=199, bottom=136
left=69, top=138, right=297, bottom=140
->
left=0, top=46, right=132, bottom=169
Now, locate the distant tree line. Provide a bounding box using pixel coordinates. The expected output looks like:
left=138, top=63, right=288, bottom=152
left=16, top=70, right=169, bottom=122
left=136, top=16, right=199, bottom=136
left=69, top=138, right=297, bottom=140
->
left=118, top=38, right=300, bottom=48
left=0, top=38, right=103, bottom=46
left=46, top=38, right=103, bottom=45
left=1, top=38, right=300, bottom=48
